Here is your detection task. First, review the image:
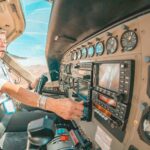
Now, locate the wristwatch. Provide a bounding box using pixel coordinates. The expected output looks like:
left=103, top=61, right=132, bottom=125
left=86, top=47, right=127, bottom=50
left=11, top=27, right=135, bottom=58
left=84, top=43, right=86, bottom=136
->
left=37, top=96, right=47, bottom=110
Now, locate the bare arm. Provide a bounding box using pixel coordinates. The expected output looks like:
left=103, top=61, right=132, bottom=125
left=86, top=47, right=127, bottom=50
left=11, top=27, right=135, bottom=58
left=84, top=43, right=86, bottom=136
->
left=1, top=81, right=83, bottom=120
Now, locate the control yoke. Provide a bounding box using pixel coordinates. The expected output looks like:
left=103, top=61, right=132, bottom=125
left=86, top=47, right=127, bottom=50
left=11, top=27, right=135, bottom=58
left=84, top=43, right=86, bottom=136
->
left=35, top=75, right=48, bottom=94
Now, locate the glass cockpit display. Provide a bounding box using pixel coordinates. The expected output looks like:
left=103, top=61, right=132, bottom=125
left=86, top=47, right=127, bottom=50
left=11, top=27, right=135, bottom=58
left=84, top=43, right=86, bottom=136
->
left=99, top=64, right=120, bottom=92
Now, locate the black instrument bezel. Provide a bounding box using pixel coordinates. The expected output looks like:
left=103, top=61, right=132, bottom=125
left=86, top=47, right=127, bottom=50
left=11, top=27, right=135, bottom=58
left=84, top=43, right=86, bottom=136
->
left=120, top=30, right=138, bottom=52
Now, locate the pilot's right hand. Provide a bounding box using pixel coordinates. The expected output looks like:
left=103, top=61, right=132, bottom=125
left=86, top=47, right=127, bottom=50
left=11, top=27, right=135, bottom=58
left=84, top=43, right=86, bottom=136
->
left=46, top=98, right=84, bottom=120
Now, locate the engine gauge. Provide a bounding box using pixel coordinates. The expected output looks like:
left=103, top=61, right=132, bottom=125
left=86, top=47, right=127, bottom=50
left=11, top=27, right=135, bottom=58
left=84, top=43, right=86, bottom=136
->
left=77, top=50, right=82, bottom=59
left=66, top=64, right=71, bottom=74
left=71, top=52, right=74, bottom=60
left=69, top=77, right=74, bottom=87
left=121, top=30, right=138, bottom=51
left=73, top=51, right=77, bottom=60
left=81, top=48, right=87, bottom=58
left=60, top=65, right=65, bottom=73
left=88, top=46, right=95, bottom=57
left=95, top=42, right=104, bottom=55
left=106, top=37, right=118, bottom=54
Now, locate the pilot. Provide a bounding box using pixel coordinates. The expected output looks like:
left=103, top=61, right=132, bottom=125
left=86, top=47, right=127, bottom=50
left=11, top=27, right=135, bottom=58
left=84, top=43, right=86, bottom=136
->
left=0, top=78, right=83, bottom=133
left=0, top=78, right=83, bottom=120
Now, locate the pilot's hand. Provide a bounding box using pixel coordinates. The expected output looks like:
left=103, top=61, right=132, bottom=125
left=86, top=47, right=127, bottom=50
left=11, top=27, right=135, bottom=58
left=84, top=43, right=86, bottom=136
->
left=52, top=99, right=84, bottom=120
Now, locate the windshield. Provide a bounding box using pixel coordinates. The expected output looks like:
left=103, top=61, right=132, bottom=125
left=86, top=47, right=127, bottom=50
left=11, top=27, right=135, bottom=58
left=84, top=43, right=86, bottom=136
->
left=7, top=0, right=52, bottom=77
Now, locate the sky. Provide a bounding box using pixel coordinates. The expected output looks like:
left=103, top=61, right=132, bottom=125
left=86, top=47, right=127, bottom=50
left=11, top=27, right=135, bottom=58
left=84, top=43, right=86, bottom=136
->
left=7, top=0, right=52, bottom=66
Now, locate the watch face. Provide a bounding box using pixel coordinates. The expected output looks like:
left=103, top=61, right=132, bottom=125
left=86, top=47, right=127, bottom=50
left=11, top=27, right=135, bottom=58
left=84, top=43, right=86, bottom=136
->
left=121, top=30, right=138, bottom=51
left=95, top=42, right=104, bottom=55
left=81, top=48, right=87, bottom=58
left=88, top=46, right=95, bottom=57
left=106, top=37, right=118, bottom=54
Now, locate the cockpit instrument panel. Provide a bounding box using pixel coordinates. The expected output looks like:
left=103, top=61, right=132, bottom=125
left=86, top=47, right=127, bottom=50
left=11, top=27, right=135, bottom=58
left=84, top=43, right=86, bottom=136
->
left=60, top=13, right=150, bottom=150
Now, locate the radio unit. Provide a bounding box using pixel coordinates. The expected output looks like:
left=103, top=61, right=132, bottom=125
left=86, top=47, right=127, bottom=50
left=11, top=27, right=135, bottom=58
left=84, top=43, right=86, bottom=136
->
left=92, top=60, right=135, bottom=141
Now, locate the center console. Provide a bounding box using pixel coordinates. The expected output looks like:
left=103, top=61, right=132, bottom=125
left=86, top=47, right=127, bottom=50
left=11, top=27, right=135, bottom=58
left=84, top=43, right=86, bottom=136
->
left=60, top=62, right=93, bottom=121
left=92, top=60, right=135, bottom=141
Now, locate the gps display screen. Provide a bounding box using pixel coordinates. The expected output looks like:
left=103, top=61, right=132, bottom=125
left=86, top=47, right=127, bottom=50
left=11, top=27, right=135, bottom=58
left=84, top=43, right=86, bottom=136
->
left=99, top=64, right=120, bottom=92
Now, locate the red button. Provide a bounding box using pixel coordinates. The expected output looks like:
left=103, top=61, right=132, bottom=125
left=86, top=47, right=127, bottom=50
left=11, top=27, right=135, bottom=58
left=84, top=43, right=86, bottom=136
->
left=60, top=135, right=69, bottom=141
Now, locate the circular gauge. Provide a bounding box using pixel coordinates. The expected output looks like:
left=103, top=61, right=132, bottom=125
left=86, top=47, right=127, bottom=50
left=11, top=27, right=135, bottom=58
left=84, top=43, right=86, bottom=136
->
left=70, top=64, right=74, bottom=74
left=95, top=42, right=104, bottom=55
left=77, top=50, right=82, bottom=59
left=106, top=36, right=118, bottom=54
left=66, top=64, right=72, bottom=74
left=66, top=76, right=70, bottom=83
left=81, top=48, right=87, bottom=58
left=64, top=65, right=67, bottom=73
left=121, top=30, right=138, bottom=51
left=73, top=51, right=77, bottom=60
left=60, top=65, right=64, bottom=72
left=66, top=64, right=70, bottom=74
left=88, top=46, right=95, bottom=57
left=69, top=77, right=74, bottom=87
left=71, top=52, right=74, bottom=60
left=139, top=107, right=150, bottom=145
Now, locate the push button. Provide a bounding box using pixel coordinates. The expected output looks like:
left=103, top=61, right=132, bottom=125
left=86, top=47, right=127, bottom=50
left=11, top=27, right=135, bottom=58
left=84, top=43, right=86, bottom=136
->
left=60, top=135, right=69, bottom=141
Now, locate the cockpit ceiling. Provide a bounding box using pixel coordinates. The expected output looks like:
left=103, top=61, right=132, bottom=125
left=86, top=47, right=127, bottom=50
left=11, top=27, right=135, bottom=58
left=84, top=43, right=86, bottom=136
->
left=46, top=0, right=150, bottom=62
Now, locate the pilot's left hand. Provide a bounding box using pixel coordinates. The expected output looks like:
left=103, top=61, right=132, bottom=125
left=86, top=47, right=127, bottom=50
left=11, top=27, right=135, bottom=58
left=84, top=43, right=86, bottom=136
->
left=28, top=77, right=40, bottom=90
